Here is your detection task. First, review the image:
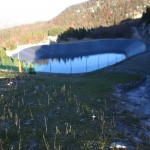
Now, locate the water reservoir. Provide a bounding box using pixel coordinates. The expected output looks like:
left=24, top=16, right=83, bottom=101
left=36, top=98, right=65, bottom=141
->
left=33, top=53, right=126, bottom=74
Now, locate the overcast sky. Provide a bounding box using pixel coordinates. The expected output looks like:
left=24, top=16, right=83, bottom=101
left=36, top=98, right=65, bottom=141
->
left=0, top=0, right=88, bottom=28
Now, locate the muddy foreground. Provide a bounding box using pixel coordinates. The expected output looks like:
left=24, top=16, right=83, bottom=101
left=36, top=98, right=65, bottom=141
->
left=109, top=41, right=150, bottom=149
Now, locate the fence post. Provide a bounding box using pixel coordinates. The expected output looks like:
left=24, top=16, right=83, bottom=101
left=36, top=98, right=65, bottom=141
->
left=18, top=53, right=22, bottom=74
left=116, top=55, right=118, bottom=63
left=18, top=61, right=22, bottom=74
left=98, top=55, right=100, bottom=69
left=70, top=60, right=72, bottom=74
left=107, top=54, right=109, bottom=66
left=86, top=57, right=87, bottom=72
left=49, top=60, right=51, bottom=73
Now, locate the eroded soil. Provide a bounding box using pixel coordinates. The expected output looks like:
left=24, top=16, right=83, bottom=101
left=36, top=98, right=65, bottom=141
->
left=113, top=76, right=150, bottom=149
left=110, top=41, right=150, bottom=149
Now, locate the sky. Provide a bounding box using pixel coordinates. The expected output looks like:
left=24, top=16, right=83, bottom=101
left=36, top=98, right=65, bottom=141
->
left=0, top=0, right=88, bottom=29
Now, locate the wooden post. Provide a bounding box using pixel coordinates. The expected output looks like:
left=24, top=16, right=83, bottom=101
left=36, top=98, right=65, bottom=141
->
left=18, top=61, right=22, bottom=74
left=18, top=53, right=22, bottom=74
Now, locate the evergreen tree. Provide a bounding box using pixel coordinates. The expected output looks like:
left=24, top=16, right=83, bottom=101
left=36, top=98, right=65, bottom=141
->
left=142, top=6, right=150, bottom=23
left=0, top=47, right=7, bottom=58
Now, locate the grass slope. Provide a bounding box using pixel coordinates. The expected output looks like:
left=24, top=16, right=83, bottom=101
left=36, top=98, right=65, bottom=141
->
left=0, top=70, right=141, bottom=149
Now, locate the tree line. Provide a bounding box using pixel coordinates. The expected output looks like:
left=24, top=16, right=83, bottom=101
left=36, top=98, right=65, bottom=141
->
left=57, top=27, right=94, bottom=41
left=57, top=6, right=150, bottom=40
left=142, top=6, right=150, bottom=23
left=0, top=46, right=35, bottom=74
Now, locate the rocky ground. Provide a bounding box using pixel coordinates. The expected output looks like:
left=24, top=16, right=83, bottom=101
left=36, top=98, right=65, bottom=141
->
left=113, top=76, right=150, bottom=149
left=109, top=41, right=150, bottom=149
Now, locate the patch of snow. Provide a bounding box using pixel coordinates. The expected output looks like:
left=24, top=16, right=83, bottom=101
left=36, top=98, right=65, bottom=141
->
left=110, top=142, right=127, bottom=149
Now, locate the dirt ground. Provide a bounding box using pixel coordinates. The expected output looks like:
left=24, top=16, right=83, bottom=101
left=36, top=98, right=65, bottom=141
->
left=109, top=41, right=150, bottom=149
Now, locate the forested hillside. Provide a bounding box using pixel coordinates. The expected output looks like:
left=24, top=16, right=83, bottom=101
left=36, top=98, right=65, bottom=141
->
left=0, top=0, right=149, bottom=50
left=50, top=0, right=149, bottom=28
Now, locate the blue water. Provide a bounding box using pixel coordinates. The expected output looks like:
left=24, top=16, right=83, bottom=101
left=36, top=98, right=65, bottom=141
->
left=33, top=53, right=126, bottom=74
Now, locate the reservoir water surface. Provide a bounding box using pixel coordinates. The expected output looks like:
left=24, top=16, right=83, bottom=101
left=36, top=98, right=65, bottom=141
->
left=33, top=53, right=126, bottom=74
